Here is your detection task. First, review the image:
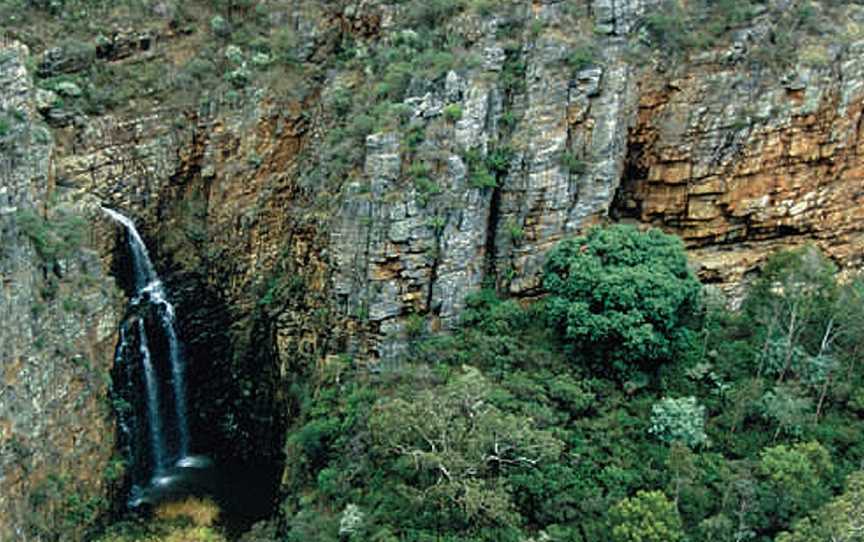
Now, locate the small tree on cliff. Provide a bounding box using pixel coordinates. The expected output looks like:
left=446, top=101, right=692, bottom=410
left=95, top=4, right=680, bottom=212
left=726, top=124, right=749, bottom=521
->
left=743, top=245, right=839, bottom=383
left=543, top=224, right=702, bottom=380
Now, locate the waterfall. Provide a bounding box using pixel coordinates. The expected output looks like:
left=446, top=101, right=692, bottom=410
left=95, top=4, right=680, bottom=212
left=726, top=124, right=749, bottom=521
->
left=103, top=207, right=191, bottom=482
left=138, top=320, right=167, bottom=471
left=101, top=208, right=157, bottom=291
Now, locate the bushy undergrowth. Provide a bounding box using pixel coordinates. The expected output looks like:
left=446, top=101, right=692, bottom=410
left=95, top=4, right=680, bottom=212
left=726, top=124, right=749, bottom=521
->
left=94, top=498, right=224, bottom=542
left=276, top=226, right=864, bottom=542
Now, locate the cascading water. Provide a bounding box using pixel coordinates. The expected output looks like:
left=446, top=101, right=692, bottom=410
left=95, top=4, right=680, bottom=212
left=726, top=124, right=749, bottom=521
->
left=137, top=321, right=166, bottom=471
left=104, top=207, right=280, bottom=524
left=103, top=207, right=207, bottom=506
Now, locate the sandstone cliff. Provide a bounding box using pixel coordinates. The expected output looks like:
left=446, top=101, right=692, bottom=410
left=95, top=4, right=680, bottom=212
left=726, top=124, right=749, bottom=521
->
left=3, top=0, right=864, bottom=537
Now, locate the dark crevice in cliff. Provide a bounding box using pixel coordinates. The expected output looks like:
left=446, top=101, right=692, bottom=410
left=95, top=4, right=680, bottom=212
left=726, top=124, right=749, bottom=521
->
left=610, top=138, right=648, bottom=222
left=484, top=182, right=503, bottom=286
left=361, top=202, right=374, bottom=324
left=164, top=218, right=284, bottom=532
left=426, top=215, right=445, bottom=314
left=488, top=35, right=526, bottom=289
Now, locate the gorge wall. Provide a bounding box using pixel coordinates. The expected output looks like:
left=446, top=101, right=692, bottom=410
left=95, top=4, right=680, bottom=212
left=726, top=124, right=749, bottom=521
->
left=3, top=0, right=864, bottom=538
left=616, top=30, right=864, bottom=291
left=0, top=42, right=122, bottom=540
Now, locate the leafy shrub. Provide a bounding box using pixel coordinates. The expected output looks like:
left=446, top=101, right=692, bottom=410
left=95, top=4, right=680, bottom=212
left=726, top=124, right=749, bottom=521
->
left=377, top=61, right=413, bottom=100
left=210, top=15, right=230, bottom=38
left=507, top=220, right=525, bottom=242
left=271, top=26, right=299, bottom=65
left=403, top=124, right=425, bottom=150
left=414, top=49, right=456, bottom=79
left=650, top=396, right=708, bottom=448
left=848, top=386, right=864, bottom=414
left=224, top=65, right=250, bottom=88
left=224, top=44, right=244, bottom=64
left=16, top=208, right=86, bottom=263
left=55, top=80, right=82, bottom=97
left=567, top=44, right=597, bottom=72
left=292, top=417, right=341, bottom=471
left=471, top=0, right=497, bottom=16
left=500, top=47, right=526, bottom=94
left=469, top=166, right=496, bottom=188
left=250, top=52, right=272, bottom=68
left=644, top=2, right=691, bottom=51
left=443, top=103, right=462, bottom=122
left=487, top=146, right=514, bottom=175
left=561, top=150, right=587, bottom=174
left=463, top=147, right=497, bottom=188
left=500, top=110, right=517, bottom=130
left=414, top=176, right=441, bottom=204
left=403, top=0, right=466, bottom=28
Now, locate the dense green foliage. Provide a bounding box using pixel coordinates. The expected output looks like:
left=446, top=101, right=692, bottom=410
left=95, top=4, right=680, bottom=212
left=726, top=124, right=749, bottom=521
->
left=609, top=490, right=684, bottom=542
left=649, top=396, right=708, bottom=448
left=82, top=224, right=864, bottom=541
left=16, top=208, right=87, bottom=263
left=369, top=366, right=563, bottom=530
left=544, top=225, right=702, bottom=380
left=643, top=0, right=835, bottom=69
left=271, top=232, right=864, bottom=542
left=777, top=471, right=864, bottom=542
left=11, top=0, right=861, bottom=538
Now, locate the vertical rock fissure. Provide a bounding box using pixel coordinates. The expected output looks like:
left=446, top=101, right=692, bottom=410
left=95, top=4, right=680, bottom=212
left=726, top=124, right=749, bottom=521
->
left=610, top=137, right=647, bottom=221
left=483, top=183, right=503, bottom=284
left=426, top=214, right=445, bottom=313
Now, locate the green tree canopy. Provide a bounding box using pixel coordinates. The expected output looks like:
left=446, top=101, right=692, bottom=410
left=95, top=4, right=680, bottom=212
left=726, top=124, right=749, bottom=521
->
left=743, top=245, right=839, bottom=380
left=543, top=224, right=702, bottom=379
left=777, top=471, right=864, bottom=542
left=649, top=396, right=708, bottom=448
left=368, top=366, right=563, bottom=529
left=759, top=441, right=834, bottom=527
left=609, top=490, right=685, bottom=542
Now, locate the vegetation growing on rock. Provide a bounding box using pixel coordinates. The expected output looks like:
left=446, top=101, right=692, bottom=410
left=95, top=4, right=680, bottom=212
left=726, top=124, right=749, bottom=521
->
left=262, top=232, right=864, bottom=542
left=6, top=0, right=864, bottom=540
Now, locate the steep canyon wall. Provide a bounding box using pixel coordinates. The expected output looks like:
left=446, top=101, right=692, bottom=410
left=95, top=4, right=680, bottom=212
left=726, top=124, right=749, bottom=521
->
left=0, top=42, right=122, bottom=540
left=4, top=0, right=864, bottom=537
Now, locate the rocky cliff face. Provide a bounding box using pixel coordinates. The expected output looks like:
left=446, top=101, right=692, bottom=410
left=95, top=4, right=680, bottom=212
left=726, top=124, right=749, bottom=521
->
left=32, top=1, right=658, bottom=369
left=616, top=34, right=864, bottom=291
left=5, top=0, right=864, bottom=537
left=0, top=42, right=122, bottom=540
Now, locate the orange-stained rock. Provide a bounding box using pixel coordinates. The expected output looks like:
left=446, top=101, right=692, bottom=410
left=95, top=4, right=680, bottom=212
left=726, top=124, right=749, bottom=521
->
left=615, top=59, right=864, bottom=289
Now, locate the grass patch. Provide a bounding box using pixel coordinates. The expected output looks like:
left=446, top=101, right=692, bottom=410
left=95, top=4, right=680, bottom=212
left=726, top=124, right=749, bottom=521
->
left=155, top=497, right=221, bottom=528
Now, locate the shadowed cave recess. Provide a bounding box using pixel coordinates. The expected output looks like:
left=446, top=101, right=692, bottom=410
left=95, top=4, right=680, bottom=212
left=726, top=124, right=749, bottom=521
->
left=105, top=209, right=286, bottom=530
